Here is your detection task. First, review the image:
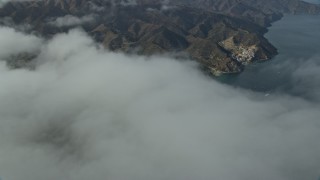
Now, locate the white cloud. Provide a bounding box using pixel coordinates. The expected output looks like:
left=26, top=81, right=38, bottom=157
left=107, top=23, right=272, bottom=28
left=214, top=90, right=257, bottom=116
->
left=0, top=27, right=319, bottom=180
left=48, top=14, right=96, bottom=27
left=0, top=26, right=42, bottom=59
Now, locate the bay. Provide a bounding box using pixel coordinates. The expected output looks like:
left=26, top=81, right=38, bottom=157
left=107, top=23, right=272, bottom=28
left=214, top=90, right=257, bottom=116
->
left=219, top=15, right=320, bottom=99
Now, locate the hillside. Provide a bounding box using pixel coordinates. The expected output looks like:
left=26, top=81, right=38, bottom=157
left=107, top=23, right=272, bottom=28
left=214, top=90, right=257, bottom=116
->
left=0, top=0, right=319, bottom=74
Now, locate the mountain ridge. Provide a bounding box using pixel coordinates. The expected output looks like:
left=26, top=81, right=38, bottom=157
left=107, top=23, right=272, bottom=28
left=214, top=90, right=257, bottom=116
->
left=0, top=0, right=319, bottom=74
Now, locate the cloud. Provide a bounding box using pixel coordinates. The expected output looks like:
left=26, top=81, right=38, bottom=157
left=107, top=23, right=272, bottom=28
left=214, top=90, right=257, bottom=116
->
left=0, top=0, right=33, bottom=7
left=0, top=26, right=42, bottom=59
left=48, top=15, right=96, bottom=27
left=0, top=0, right=11, bottom=7
left=0, top=17, right=33, bottom=31
left=0, top=25, right=320, bottom=180
left=119, top=0, right=137, bottom=6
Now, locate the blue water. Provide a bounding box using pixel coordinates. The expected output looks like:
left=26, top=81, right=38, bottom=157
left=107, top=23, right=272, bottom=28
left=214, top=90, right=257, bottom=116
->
left=219, top=15, right=320, bottom=98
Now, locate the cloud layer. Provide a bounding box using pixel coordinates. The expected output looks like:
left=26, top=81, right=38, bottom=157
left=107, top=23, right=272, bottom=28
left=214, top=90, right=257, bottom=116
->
left=0, top=22, right=319, bottom=180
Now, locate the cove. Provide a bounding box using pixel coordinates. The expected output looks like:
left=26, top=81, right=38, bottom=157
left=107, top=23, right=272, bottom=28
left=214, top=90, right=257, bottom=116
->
left=217, top=15, right=320, bottom=99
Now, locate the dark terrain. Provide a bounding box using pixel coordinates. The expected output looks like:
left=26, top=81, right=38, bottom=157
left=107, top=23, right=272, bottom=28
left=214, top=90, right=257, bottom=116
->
left=0, top=0, right=319, bottom=74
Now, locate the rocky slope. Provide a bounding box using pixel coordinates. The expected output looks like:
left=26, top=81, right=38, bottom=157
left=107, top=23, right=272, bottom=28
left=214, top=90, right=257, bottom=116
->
left=0, top=0, right=319, bottom=74
left=164, top=0, right=320, bottom=26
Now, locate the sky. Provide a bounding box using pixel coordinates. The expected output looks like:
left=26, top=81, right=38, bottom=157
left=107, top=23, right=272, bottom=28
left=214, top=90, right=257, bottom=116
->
left=0, top=13, right=319, bottom=180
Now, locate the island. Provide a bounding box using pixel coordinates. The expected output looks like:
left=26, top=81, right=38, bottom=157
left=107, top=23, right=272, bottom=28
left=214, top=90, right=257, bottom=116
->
left=0, top=0, right=319, bottom=74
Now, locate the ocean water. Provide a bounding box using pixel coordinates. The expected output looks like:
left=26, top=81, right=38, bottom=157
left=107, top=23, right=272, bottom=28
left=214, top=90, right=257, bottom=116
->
left=220, top=15, right=320, bottom=100
left=303, top=0, right=320, bottom=4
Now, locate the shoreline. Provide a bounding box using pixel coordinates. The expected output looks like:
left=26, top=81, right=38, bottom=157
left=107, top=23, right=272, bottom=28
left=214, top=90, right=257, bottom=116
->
left=216, top=14, right=320, bottom=95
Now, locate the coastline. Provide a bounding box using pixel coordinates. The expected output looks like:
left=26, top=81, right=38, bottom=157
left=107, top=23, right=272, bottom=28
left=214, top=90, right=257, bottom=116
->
left=216, top=14, right=320, bottom=97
